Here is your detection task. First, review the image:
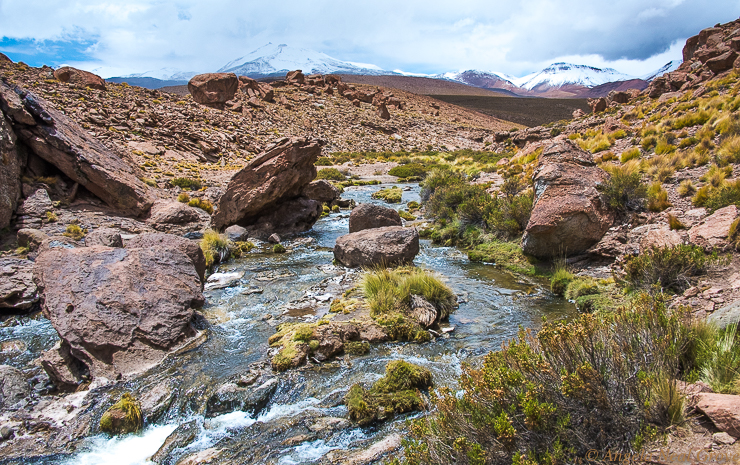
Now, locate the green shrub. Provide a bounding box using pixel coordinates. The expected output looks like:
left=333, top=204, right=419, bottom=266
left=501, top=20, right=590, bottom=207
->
left=398, top=294, right=701, bottom=464
left=188, top=197, right=214, bottom=214
left=564, top=277, right=599, bottom=300
left=550, top=266, right=574, bottom=296
left=316, top=168, right=346, bottom=181
left=599, top=163, right=647, bottom=210
left=700, top=324, right=740, bottom=394
left=200, top=229, right=230, bottom=267
left=677, top=180, right=696, bottom=197
left=372, top=186, right=402, bottom=203
left=717, top=135, right=740, bottom=164
left=703, top=179, right=740, bottom=211
left=622, top=245, right=712, bottom=292
left=177, top=193, right=190, bottom=203
left=399, top=210, right=416, bottom=221
left=345, top=360, right=432, bottom=425
left=315, top=157, right=334, bottom=166
left=389, top=163, right=428, bottom=179
left=667, top=214, right=686, bottom=230
left=230, top=241, right=254, bottom=258
left=468, top=241, right=536, bottom=275
left=672, top=110, right=711, bottom=130
left=620, top=147, right=641, bottom=163
left=273, top=244, right=286, bottom=253
left=171, top=177, right=202, bottom=190
left=63, top=224, right=86, bottom=240
left=646, top=182, right=671, bottom=212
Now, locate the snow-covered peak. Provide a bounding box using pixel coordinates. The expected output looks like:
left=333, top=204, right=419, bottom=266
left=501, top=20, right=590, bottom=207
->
left=512, top=63, right=635, bottom=90
left=218, top=43, right=387, bottom=77
left=641, top=60, right=682, bottom=81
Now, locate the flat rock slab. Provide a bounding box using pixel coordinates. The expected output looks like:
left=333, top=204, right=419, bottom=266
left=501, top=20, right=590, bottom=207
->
left=689, top=205, right=738, bottom=251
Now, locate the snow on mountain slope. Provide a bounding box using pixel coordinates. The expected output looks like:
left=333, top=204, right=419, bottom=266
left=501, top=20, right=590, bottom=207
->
left=218, top=43, right=387, bottom=77
left=123, top=68, right=199, bottom=81
left=512, top=63, right=634, bottom=90
left=641, top=60, right=682, bottom=81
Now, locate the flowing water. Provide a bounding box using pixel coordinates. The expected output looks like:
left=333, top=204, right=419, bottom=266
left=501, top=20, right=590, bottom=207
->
left=1, top=183, right=577, bottom=464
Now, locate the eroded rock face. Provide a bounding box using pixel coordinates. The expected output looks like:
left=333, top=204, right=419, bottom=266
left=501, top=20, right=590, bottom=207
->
left=188, top=73, right=239, bottom=109
left=334, top=226, right=419, bottom=268
left=0, top=109, right=24, bottom=230
left=34, top=245, right=204, bottom=382
left=0, top=258, right=38, bottom=311
left=522, top=140, right=614, bottom=258
left=302, top=180, right=340, bottom=203
left=124, top=233, right=206, bottom=283
left=241, top=196, right=322, bottom=240
left=53, top=67, right=106, bottom=91
left=688, top=205, right=738, bottom=251
left=348, top=203, right=402, bottom=233
left=213, top=137, right=321, bottom=231
left=4, top=86, right=155, bottom=216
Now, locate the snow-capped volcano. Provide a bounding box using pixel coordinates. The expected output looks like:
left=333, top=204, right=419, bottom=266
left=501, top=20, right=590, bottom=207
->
left=122, top=67, right=199, bottom=81
left=512, top=63, right=634, bottom=90
left=218, top=43, right=386, bottom=78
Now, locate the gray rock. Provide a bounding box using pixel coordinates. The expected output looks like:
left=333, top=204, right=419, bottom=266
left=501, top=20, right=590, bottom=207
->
left=205, top=377, right=278, bottom=418
left=0, top=365, right=30, bottom=410
left=85, top=227, right=123, bottom=248
left=708, top=300, right=740, bottom=329
left=349, top=203, right=402, bottom=233
left=16, top=189, right=53, bottom=218
left=0, top=258, right=38, bottom=311
left=268, top=233, right=281, bottom=244
left=334, top=226, right=419, bottom=268
left=225, top=225, right=249, bottom=242
left=149, top=420, right=199, bottom=464
left=0, top=425, right=14, bottom=440
left=302, top=180, right=340, bottom=203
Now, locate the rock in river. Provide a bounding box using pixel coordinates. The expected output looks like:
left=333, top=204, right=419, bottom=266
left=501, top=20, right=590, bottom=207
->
left=334, top=226, right=419, bottom=268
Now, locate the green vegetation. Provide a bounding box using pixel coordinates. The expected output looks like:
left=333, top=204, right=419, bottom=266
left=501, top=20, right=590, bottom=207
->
left=468, top=241, right=536, bottom=276
left=200, top=229, right=230, bottom=268
left=171, top=177, right=202, bottom=190
left=45, top=211, right=58, bottom=223
left=177, top=192, right=190, bottom=203
left=699, top=324, right=740, bottom=394
left=316, top=168, right=346, bottom=181
left=396, top=294, right=705, bottom=465
left=344, top=341, right=370, bottom=355
left=646, top=182, right=671, bottom=212
left=622, top=245, right=715, bottom=293
left=99, top=393, right=143, bottom=435
left=230, top=241, right=254, bottom=258
left=372, top=186, right=402, bottom=203
left=399, top=210, right=416, bottom=221
left=389, top=163, right=428, bottom=179
left=273, top=243, right=286, bottom=253
left=63, top=224, right=86, bottom=240
left=188, top=197, right=214, bottom=214
left=599, top=162, right=647, bottom=211
left=345, top=360, right=432, bottom=425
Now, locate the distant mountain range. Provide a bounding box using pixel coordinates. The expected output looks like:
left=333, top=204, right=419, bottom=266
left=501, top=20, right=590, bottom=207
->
left=108, top=43, right=682, bottom=98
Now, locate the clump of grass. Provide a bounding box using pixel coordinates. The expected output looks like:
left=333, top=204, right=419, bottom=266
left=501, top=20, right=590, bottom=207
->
left=550, top=264, right=574, bottom=296
left=188, top=197, right=213, bottom=214
left=677, top=180, right=696, bottom=197
left=650, top=374, right=687, bottom=427
left=316, top=168, right=346, bottom=181
left=399, top=210, right=416, bottom=221
left=99, top=393, right=143, bottom=435
left=141, top=178, right=157, bottom=187
left=622, top=245, right=713, bottom=292
left=389, top=163, right=428, bottom=179
left=171, top=177, right=202, bottom=190
left=620, top=147, right=641, bottom=163
left=564, top=276, right=599, bottom=300
left=695, top=179, right=740, bottom=211
left=667, top=214, right=686, bottom=230
left=468, top=241, right=536, bottom=276
left=230, top=241, right=254, bottom=258
left=717, top=135, right=740, bottom=165
left=345, top=360, right=432, bottom=426
left=647, top=182, right=671, bottom=212
left=701, top=164, right=731, bottom=188
left=45, top=211, right=58, bottom=222
left=700, top=324, right=740, bottom=394
left=344, top=341, right=370, bottom=355
left=63, top=224, right=86, bottom=240
left=177, top=193, right=190, bottom=203
left=371, top=186, right=402, bottom=203
left=599, top=162, right=647, bottom=211
left=273, top=243, right=286, bottom=253
left=200, top=229, right=230, bottom=268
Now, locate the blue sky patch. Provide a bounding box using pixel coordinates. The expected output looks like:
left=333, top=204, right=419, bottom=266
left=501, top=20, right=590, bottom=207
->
left=0, top=36, right=99, bottom=68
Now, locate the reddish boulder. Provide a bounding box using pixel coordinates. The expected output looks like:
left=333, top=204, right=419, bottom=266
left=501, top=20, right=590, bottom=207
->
left=349, top=203, right=402, bottom=233
left=696, top=393, right=740, bottom=438
left=85, top=228, right=123, bottom=248
left=147, top=200, right=210, bottom=232
left=0, top=258, right=37, bottom=311
left=522, top=140, right=614, bottom=259
left=0, top=80, right=36, bottom=125
left=688, top=205, right=738, bottom=251
left=377, top=103, right=390, bottom=120
left=587, top=97, right=607, bottom=113
left=188, top=73, right=239, bottom=109
left=302, top=180, right=340, bottom=203
left=53, top=66, right=106, bottom=91
left=607, top=90, right=631, bottom=104
left=34, top=245, right=204, bottom=382
left=286, top=70, right=305, bottom=85
left=213, top=137, right=320, bottom=230
left=706, top=51, right=738, bottom=73
left=240, top=196, right=322, bottom=240
left=125, top=232, right=207, bottom=283
left=0, top=108, right=24, bottom=230
left=334, top=226, right=419, bottom=268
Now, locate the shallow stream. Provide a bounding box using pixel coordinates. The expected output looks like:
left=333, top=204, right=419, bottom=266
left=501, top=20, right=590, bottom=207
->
left=1, top=183, right=576, bottom=464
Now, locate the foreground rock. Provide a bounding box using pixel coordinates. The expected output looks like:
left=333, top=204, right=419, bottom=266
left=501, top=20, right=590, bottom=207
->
left=53, top=67, right=106, bottom=91
left=188, top=73, right=239, bottom=109
left=0, top=365, right=30, bottom=410
left=34, top=245, right=204, bottom=384
left=0, top=258, right=38, bottom=311
left=522, top=140, right=614, bottom=258
left=348, top=203, right=402, bottom=233
left=3, top=82, right=155, bottom=216
left=213, top=137, right=321, bottom=236
left=0, top=108, right=23, bottom=229
left=696, top=393, right=740, bottom=438
left=688, top=205, right=738, bottom=251
left=124, top=233, right=207, bottom=283
left=334, top=226, right=419, bottom=267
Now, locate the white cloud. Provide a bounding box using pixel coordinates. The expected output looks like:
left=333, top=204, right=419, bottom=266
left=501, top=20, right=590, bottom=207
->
left=0, top=0, right=738, bottom=77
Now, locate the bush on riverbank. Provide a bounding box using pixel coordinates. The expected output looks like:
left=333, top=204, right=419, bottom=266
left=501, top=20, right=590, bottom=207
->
left=621, top=245, right=717, bottom=293
left=395, top=294, right=708, bottom=465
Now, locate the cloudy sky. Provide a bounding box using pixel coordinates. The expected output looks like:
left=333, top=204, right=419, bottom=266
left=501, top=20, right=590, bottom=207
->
left=0, top=0, right=738, bottom=79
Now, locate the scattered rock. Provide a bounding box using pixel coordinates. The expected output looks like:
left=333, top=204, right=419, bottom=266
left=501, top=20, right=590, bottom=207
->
left=0, top=365, right=30, bottom=410
left=522, top=140, right=614, bottom=258
left=39, top=341, right=89, bottom=392
left=713, top=432, right=736, bottom=445
left=224, top=225, right=249, bottom=242
left=34, top=245, right=204, bottom=382
left=334, top=226, right=419, bottom=268
left=348, top=203, right=402, bottom=233
left=149, top=420, right=199, bottom=464
left=204, top=271, right=244, bottom=291
left=696, top=392, right=740, bottom=438
left=326, top=433, right=402, bottom=465
left=0, top=258, right=38, bottom=311
left=147, top=200, right=210, bottom=231
left=0, top=426, right=13, bottom=441
left=377, top=103, right=390, bottom=120
left=188, top=73, right=239, bottom=109
left=268, top=233, right=281, bottom=244
left=16, top=228, right=48, bottom=251
left=53, top=67, right=106, bottom=91
left=16, top=189, right=53, bottom=217
left=688, top=205, right=738, bottom=251
left=205, top=377, right=278, bottom=418
left=85, top=228, right=123, bottom=248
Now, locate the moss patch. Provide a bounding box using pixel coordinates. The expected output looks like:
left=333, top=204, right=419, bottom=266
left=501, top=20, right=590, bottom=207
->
left=99, top=393, right=143, bottom=435
left=467, top=241, right=536, bottom=275
left=371, top=186, right=403, bottom=203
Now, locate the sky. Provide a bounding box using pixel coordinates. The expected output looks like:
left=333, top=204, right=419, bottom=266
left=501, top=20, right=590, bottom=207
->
left=0, top=0, right=739, bottom=79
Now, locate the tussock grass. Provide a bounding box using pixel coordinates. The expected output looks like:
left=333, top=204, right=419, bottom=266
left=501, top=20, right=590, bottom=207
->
left=200, top=229, right=230, bottom=268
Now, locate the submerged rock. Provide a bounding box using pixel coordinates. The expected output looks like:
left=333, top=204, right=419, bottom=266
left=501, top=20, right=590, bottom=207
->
left=333, top=226, right=419, bottom=267
left=205, top=378, right=278, bottom=418
left=149, top=420, right=199, bottom=464
left=522, top=140, right=614, bottom=258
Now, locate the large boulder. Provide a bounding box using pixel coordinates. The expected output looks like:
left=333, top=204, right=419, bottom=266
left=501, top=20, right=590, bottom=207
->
left=240, top=197, right=322, bottom=240
left=696, top=393, right=740, bottom=438
left=0, top=258, right=38, bottom=311
left=302, top=180, right=340, bottom=203
left=34, top=245, right=205, bottom=382
left=125, top=233, right=206, bottom=283
left=0, top=109, right=24, bottom=230
left=349, top=203, right=402, bottom=233
left=85, top=227, right=123, bottom=248
left=188, top=73, right=239, bottom=109
left=6, top=85, right=155, bottom=216
left=147, top=200, right=210, bottom=232
left=688, top=205, right=738, bottom=251
left=334, top=226, right=419, bottom=268
left=213, top=137, right=320, bottom=230
left=53, top=66, right=106, bottom=91
left=522, top=140, right=614, bottom=259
